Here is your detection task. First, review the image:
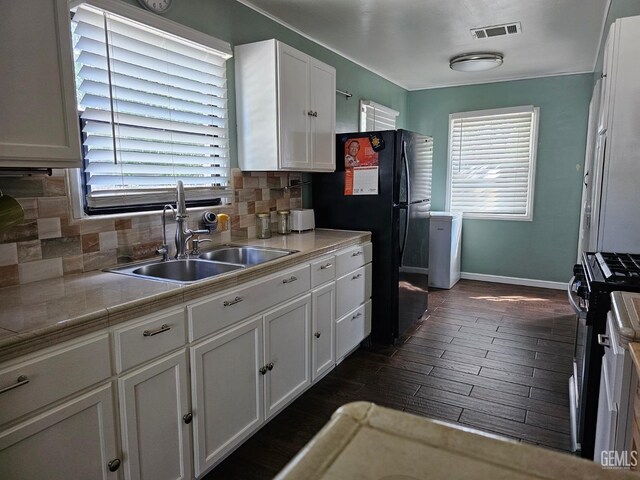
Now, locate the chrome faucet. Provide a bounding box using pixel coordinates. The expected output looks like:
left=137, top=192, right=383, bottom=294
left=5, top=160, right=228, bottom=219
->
left=174, top=180, right=209, bottom=259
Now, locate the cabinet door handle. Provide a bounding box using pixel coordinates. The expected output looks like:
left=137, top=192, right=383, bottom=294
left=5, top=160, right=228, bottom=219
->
left=223, top=296, right=243, bottom=307
left=183, top=413, right=193, bottom=424
left=107, top=459, right=121, bottom=472
left=282, top=276, right=297, bottom=284
left=352, top=273, right=362, bottom=280
left=320, top=263, right=333, bottom=270
left=598, top=334, right=610, bottom=348
left=143, top=324, right=170, bottom=337
left=267, top=362, right=274, bottom=371
left=259, top=366, right=268, bottom=375
left=351, top=312, right=362, bottom=321
left=314, top=331, right=321, bottom=338
left=351, top=251, right=362, bottom=257
left=0, top=375, right=29, bottom=395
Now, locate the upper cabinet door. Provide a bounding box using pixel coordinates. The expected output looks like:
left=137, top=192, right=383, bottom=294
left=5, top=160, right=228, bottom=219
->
left=277, top=43, right=312, bottom=170
left=0, top=0, right=81, bottom=168
left=235, top=39, right=336, bottom=172
left=597, top=23, right=615, bottom=136
left=310, top=59, right=337, bottom=172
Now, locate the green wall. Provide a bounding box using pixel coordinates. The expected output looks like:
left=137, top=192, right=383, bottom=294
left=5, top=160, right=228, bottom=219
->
left=405, top=74, right=593, bottom=282
left=120, top=0, right=408, bottom=169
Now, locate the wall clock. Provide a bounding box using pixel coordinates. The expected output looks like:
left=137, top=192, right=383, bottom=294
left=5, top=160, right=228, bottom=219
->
left=137, top=0, right=173, bottom=14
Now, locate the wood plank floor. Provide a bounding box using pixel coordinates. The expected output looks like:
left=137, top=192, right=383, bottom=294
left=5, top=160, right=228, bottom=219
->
left=205, top=280, right=576, bottom=479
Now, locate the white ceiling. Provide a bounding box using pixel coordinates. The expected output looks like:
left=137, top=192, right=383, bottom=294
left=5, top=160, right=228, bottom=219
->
left=236, top=0, right=610, bottom=90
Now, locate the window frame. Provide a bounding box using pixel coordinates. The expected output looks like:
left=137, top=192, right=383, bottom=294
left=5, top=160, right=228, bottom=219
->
left=359, top=99, right=399, bottom=132
left=445, top=105, right=539, bottom=221
left=68, top=0, right=232, bottom=218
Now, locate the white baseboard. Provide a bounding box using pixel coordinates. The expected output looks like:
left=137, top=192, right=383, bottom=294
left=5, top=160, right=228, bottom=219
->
left=460, top=271, right=566, bottom=290
left=400, top=266, right=429, bottom=275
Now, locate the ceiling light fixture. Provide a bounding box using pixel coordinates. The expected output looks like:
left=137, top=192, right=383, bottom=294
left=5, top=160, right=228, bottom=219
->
left=449, top=52, right=504, bottom=72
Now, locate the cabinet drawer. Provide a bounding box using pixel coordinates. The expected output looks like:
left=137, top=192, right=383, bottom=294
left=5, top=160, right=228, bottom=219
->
left=311, top=255, right=336, bottom=288
left=335, top=243, right=372, bottom=278
left=335, top=263, right=372, bottom=319
left=336, top=300, right=371, bottom=362
left=0, top=334, right=111, bottom=426
left=114, top=308, right=186, bottom=373
left=189, top=264, right=311, bottom=341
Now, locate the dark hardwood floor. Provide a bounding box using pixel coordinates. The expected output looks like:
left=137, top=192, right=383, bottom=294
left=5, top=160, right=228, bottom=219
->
left=205, top=280, right=576, bottom=479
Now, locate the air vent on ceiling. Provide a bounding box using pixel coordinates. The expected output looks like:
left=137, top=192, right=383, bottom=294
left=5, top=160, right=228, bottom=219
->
left=471, top=22, right=521, bottom=39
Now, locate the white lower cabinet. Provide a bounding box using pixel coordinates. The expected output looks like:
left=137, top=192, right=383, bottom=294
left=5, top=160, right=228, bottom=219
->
left=0, top=384, right=119, bottom=480
left=0, top=241, right=371, bottom=479
left=336, top=300, right=372, bottom=363
left=191, top=317, right=264, bottom=476
left=264, top=295, right=312, bottom=419
left=312, top=282, right=336, bottom=381
left=119, top=350, right=192, bottom=480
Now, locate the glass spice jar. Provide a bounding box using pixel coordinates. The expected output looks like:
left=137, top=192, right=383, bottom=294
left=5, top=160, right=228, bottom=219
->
left=255, top=213, right=271, bottom=239
left=277, top=210, right=291, bottom=235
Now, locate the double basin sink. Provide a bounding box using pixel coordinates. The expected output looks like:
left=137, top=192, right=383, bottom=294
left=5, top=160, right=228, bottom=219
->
left=106, top=245, right=298, bottom=284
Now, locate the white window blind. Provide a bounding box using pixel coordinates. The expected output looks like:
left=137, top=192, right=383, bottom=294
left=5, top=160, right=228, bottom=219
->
left=413, top=135, right=433, bottom=218
left=359, top=100, right=399, bottom=131
left=71, top=4, right=232, bottom=210
left=447, top=106, right=539, bottom=220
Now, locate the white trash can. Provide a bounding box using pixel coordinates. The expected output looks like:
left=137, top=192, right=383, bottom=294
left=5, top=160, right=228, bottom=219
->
left=428, top=212, right=462, bottom=289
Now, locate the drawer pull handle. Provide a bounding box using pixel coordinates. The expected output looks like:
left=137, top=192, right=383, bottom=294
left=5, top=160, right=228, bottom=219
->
left=352, top=312, right=362, bottom=320
left=0, top=375, right=29, bottom=395
left=267, top=362, right=274, bottom=371
left=314, top=331, right=321, bottom=338
left=598, top=334, right=610, bottom=348
left=282, top=276, right=297, bottom=284
left=352, top=273, right=362, bottom=280
left=107, top=459, right=121, bottom=472
left=320, top=263, right=333, bottom=270
left=183, top=413, right=193, bottom=424
left=223, top=296, right=243, bottom=307
left=143, top=324, right=170, bottom=337
left=259, top=366, right=268, bottom=375
left=351, top=251, right=363, bottom=257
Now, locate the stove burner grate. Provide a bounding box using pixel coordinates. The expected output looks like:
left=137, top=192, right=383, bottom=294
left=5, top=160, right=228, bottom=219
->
left=595, top=252, right=640, bottom=284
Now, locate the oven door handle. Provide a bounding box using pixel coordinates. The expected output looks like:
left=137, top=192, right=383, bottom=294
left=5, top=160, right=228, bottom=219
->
left=567, top=276, right=586, bottom=316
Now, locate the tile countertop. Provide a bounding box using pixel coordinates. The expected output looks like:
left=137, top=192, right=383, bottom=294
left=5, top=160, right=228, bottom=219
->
left=611, top=291, right=640, bottom=345
left=0, top=229, right=370, bottom=362
left=275, top=402, right=637, bottom=480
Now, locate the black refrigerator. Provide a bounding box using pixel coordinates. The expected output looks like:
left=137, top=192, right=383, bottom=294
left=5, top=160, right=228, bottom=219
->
left=313, top=129, right=431, bottom=344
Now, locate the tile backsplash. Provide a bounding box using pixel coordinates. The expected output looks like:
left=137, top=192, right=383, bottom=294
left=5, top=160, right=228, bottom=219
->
left=0, top=168, right=301, bottom=287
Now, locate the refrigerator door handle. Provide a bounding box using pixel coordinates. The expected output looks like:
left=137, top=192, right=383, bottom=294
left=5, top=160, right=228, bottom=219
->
left=394, top=199, right=430, bottom=208
left=400, top=141, right=411, bottom=262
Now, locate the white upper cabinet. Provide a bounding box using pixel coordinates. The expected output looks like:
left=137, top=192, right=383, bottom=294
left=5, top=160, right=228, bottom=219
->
left=0, top=0, right=81, bottom=168
left=235, top=39, right=336, bottom=172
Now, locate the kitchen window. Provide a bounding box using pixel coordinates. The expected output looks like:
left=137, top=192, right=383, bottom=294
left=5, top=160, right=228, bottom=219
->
left=69, top=2, right=232, bottom=215
left=359, top=100, right=399, bottom=131
left=446, top=106, right=539, bottom=221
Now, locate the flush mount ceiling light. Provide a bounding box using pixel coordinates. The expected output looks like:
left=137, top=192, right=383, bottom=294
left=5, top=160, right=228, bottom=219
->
left=449, top=53, right=504, bottom=72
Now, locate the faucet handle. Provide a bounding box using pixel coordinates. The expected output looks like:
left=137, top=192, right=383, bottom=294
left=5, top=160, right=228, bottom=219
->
left=190, top=229, right=211, bottom=235
left=156, top=244, right=169, bottom=261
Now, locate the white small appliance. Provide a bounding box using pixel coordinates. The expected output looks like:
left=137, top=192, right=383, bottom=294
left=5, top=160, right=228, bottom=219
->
left=291, top=209, right=315, bottom=233
left=428, top=212, right=462, bottom=289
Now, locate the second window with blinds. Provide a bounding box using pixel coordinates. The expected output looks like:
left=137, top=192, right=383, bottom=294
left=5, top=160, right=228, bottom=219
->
left=446, top=106, right=539, bottom=221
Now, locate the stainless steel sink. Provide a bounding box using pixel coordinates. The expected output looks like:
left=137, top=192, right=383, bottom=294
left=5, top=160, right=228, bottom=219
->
left=199, top=245, right=297, bottom=265
left=106, top=259, right=244, bottom=284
